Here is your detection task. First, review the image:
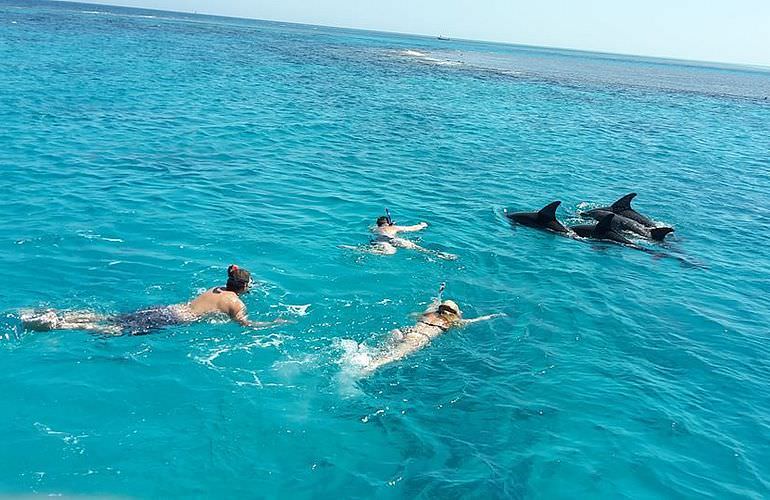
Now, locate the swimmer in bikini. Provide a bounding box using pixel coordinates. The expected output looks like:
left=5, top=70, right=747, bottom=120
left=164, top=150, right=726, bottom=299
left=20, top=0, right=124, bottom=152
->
left=21, top=265, right=287, bottom=336
left=370, top=211, right=457, bottom=260
left=362, top=295, right=504, bottom=373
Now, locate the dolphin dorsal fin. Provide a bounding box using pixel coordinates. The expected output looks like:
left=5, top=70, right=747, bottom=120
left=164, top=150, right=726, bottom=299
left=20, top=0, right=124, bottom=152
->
left=611, top=193, right=637, bottom=211
left=536, top=201, right=561, bottom=222
left=595, top=213, right=615, bottom=235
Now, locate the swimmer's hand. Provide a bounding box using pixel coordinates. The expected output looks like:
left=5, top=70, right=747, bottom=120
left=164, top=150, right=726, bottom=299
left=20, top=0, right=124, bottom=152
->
left=246, top=317, right=294, bottom=329
left=395, top=222, right=428, bottom=232
left=463, top=313, right=507, bottom=325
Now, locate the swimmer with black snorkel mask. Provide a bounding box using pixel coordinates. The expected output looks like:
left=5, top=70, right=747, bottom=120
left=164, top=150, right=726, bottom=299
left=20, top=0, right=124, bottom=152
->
left=369, top=208, right=457, bottom=260
left=361, top=283, right=505, bottom=373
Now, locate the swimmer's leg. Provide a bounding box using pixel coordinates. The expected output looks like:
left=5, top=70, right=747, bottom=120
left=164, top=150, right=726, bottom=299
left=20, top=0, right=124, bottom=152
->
left=390, top=237, right=419, bottom=250
left=434, top=251, right=458, bottom=261
left=369, top=242, right=397, bottom=255
left=389, top=328, right=405, bottom=342
left=58, top=315, right=122, bottom=335
left=21, top=309, right=121, bottom=335
left=392, top=239, right=457, bottom=260
left=20, top=309, right=61, bottom=331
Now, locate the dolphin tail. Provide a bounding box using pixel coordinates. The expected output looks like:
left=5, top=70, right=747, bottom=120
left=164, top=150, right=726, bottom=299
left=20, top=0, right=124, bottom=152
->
left=611, top=193, right=637, bottom=211
left=649, top=227, right=674, bottom=241
left=536, top=201, right=561, bottom=222
left=595, top=213, right=615, bottom=235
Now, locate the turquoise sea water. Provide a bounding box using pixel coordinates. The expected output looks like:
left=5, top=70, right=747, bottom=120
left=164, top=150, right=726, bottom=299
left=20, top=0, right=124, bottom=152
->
left=2, top=1, right=770, bottom=497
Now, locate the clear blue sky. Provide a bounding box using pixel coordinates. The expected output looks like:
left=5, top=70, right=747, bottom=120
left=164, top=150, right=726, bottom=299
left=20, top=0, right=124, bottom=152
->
left=63, top=0, right=770, bottom=66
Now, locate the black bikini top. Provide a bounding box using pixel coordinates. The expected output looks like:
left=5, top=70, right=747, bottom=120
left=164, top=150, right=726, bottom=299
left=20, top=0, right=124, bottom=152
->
left=418, top=319, right=450, bottom=332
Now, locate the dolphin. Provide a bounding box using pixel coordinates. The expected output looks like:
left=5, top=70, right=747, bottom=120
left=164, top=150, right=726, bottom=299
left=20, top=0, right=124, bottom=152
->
left=569, top=213, right=637, bottom=246
left=509, top=205, right=696, bottom=266
left=570, top=213, right=700, bottom=266
left=595, top=193, right=659, bottom=227
left=581, top=208, right=673, bottom=241
left=506, top=201, right=570, bottom=234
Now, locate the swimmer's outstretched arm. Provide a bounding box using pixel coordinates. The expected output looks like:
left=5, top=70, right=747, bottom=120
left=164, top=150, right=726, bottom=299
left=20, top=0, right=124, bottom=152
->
left=230, top=304, right=289, bottom=329
left=248, top=318, right=289, bottom=328
left=392, top=222, right=428, bottom=232
left=237, top=313, right=290, bottom=329
left=461, top=313, right=506, bottom=325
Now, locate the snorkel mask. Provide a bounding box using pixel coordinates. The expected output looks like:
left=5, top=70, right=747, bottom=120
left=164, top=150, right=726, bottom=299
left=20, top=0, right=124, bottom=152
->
left=385, top=208, right=394, bottom=225
left=227, top=264, right=253, bottom=294
left=437, top=300, right=460, bottom=316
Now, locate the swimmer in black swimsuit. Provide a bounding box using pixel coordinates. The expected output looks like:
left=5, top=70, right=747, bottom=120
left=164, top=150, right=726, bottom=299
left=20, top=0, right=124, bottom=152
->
left=369, top=213, right=457, bottom=260
left=21, top=265, right=287, bottom=335
left=21, top=305, right=192, bottom=336
left=362, top=296, right=504, bottom=373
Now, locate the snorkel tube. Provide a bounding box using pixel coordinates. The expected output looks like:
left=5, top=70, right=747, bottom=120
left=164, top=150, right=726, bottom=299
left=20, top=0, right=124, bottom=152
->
left=385, top=208, right=394, bottom=225
left=438, top=282, right=446, bottom=300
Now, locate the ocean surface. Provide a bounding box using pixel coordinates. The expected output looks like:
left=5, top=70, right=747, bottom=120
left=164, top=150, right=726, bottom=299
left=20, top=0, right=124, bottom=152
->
left=1, top=1, right=770, bottom=497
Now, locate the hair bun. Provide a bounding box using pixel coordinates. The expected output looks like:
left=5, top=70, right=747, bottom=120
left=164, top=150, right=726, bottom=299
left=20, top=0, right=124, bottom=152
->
left=228, top=264, right=238, bottom=276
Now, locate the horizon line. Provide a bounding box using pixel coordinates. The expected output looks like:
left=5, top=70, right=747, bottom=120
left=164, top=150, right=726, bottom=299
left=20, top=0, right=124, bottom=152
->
left=53, top=0, right=770, bottom=70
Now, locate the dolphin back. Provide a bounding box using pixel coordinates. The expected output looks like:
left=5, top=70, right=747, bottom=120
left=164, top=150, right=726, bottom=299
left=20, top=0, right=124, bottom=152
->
left=536, top=201, right=561, bottom=223
left=507, top=200, right=569, bottom=233
left=611, top=193, right=637, bottom=211
left=583, top=208, right=612, bottom=221
left=594, top=213, right=615, bottom=236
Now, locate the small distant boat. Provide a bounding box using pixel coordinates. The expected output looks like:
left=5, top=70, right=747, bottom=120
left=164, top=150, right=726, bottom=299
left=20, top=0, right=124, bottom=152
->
left=437, top=35, right=450, bottom=41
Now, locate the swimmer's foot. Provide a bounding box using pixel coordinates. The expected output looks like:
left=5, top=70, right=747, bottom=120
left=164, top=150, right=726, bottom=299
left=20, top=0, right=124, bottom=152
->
left=20, top=310, right=60, bottom=331
left=21, top=309, right=118, bottom=334
left=370, top=242, right=398, bottom=255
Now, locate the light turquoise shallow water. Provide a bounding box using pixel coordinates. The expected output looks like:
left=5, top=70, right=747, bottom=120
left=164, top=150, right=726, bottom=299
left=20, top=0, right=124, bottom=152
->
left=2, top=1, right=770, bottom=497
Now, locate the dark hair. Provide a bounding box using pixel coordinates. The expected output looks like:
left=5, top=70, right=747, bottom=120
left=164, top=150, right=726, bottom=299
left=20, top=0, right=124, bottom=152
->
left=438, top=303, right=459, bottom=315
left=376, top=216, right=390, bottom=227
left=438, top=304, right=457, bottom=314
left=226, top=264, right=251, bottom=292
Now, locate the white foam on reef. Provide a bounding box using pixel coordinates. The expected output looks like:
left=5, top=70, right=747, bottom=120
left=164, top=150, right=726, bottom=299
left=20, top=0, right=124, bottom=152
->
left=576, top=201, right=600, bottom=210
left=232, top=368, right=263, bottom=388
left=397, top=49, right=463, bottom=67
left=1, top=313, right=22, bottom=342
left=400, top=49, right=429, bottom=58
left=360, top=409, right=386, bottom=424
left=193, top=333, right=286, bottom=370
left=283, top=304, right=311, bottom=316
left=33, top=422, right=88, bottom=454
left=422, top=57, right=462, bottom=67
left=77, top=231, right=123, bottom=243
left=81, top=10, right=157, bottom=20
